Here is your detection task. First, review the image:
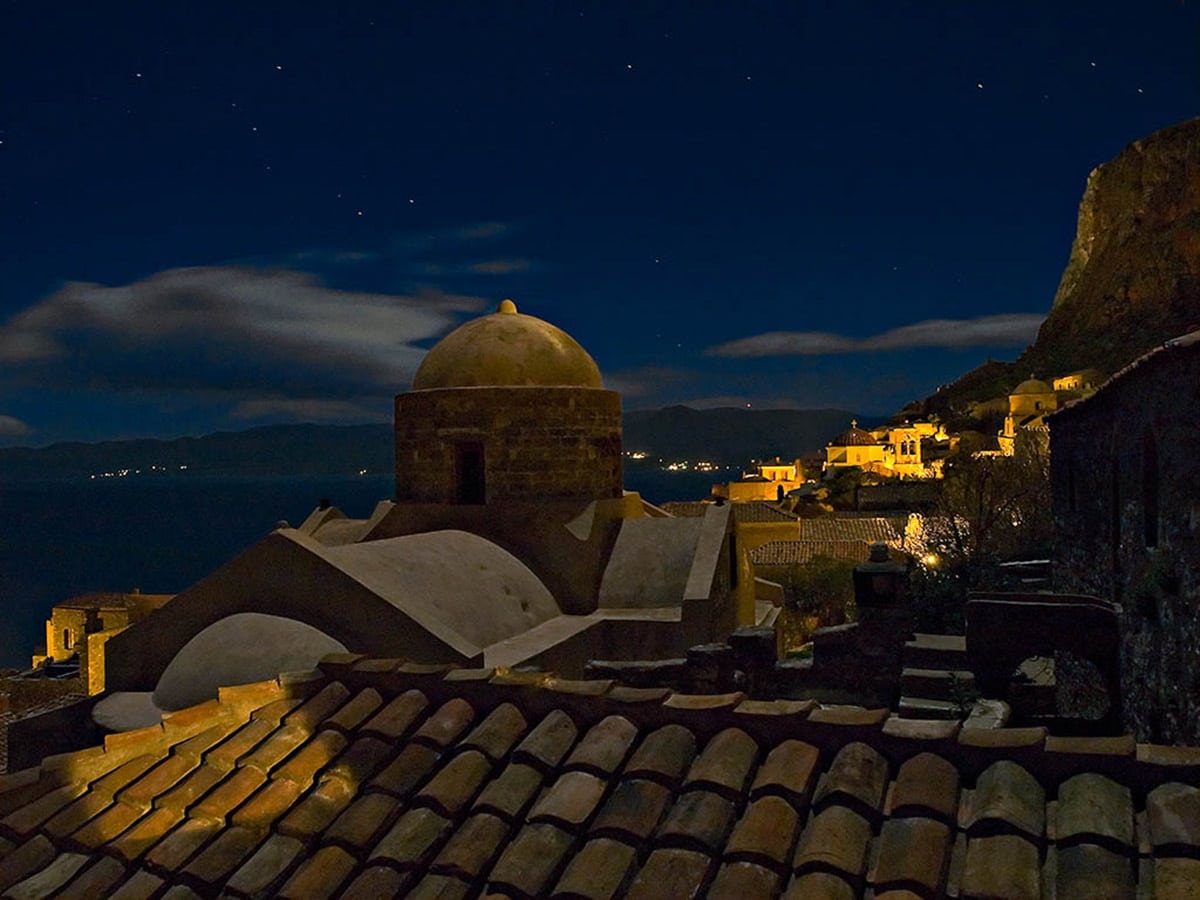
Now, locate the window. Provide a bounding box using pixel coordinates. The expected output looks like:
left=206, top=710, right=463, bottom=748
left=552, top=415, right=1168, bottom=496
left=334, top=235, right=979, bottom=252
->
left=455, top=442, right=486, bottom=504
left=63, top=629, right=72, bottom=650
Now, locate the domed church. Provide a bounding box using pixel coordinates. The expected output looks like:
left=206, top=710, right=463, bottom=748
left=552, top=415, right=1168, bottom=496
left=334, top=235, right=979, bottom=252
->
left=95, top=301, right=753, bottom=731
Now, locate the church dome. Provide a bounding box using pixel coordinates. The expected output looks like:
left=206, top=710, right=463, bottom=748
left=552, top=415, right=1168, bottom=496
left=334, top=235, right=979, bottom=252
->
left=413, top=299, right=603, bottom=390
left=1012, top=377, right=1053, bottom=395
left=830, top=420, right=878, bottom=446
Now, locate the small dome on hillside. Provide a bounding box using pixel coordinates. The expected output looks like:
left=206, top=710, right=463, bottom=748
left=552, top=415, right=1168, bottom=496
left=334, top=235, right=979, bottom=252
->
left=829, top=420, right=878, bottom=446
left=413, top=300, right=602, bottom=390
left=1012, top=378, right=1054, bottom=395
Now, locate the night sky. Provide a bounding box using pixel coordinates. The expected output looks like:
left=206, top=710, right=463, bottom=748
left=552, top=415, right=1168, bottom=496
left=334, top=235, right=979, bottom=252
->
left=1, top=2, right=1198, bottom=446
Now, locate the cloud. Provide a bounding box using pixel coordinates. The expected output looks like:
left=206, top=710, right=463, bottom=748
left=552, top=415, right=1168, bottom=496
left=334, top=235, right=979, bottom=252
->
left=707, top=313, right=1046, bottom=358
left=0, top=415, right=30, bottom=437
left=0, top=266, right=485, bottom=398
left=469, top=258, right=532, bottom=275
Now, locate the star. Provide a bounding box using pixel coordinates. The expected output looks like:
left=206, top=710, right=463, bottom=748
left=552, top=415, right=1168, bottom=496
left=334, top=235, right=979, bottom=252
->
left=356, top=210, right=364, bottom=216
left=275, top=65, right=283, bottom=71
left=976, top=82, right=984, bottom=89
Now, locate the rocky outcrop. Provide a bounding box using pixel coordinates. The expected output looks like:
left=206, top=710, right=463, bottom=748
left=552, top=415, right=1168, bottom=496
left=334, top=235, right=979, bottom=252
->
left=1018, top=116, right=1200, bottom=378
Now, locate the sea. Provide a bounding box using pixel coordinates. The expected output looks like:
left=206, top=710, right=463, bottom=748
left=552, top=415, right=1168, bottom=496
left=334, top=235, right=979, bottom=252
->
left=0, top=466, right=724, bottom=668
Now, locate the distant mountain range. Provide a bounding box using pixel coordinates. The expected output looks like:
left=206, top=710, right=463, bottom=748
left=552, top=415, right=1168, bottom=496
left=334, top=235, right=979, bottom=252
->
left=0, top=407, right=862, bottom=482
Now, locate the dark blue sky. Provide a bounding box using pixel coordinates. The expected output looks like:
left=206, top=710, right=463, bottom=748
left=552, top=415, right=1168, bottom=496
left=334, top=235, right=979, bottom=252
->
left=1, top=1, right=1197, bottom=445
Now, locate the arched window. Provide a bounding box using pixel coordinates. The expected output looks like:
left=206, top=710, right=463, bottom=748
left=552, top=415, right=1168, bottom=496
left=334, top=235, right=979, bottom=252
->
left=455, top=442, right=486, bottom=505
left=63, top=629, right=72, bottom=650
left=1142, top=427, right=1159, bottom=548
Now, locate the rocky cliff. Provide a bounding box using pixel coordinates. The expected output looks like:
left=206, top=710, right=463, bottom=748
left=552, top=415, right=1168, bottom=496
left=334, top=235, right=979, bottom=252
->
left=912, top=117, right=1200, bottom=422
left=1018, top=116, right=1200, bottom=378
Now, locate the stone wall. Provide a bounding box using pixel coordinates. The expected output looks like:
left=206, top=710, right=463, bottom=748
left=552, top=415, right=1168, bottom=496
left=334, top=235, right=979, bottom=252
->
left=395, top=386, right=622, bottom=503
left=1050, top=339, right=1200, bottom=743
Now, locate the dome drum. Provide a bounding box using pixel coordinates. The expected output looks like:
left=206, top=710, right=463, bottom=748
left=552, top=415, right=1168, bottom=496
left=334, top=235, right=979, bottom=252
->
left=395, top=386, right=623, bottom=503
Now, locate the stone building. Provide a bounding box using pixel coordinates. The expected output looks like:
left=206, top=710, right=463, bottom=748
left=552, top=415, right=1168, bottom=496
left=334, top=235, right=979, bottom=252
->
left=1049, top=331, right=1200, bottom=744
left=96, top=301, right=752, bottom=731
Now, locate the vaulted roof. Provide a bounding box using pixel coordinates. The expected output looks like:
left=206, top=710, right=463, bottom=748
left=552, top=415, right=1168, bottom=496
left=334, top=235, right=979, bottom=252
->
left=2, top=656, right=1199, bottom=898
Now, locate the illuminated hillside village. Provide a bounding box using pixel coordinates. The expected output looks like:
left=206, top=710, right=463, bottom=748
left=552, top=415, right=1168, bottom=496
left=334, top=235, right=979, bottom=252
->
left=1, top=296, right=1198, bottom=899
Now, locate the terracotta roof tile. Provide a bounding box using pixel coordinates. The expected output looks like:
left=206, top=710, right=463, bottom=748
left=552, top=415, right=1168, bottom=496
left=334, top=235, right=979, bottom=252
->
left=180, top=823, right=264, bottom=888
left=322, top=735, right=392, bottom=790
left=66, top=797, right=143, bottom=849
left=624, top=847, right=712, bottom=900
left=339, top=863, right=410, bottom=899
left=707, top=859, right=781, bottom=899
left=191, top=766, right=266, bottom=823
left=887, top=752, right=959, bottom=825
left=170, top=721, right=238, bottom=764
left=223, top=832, right=304, bottom=896
left=458, top=702, right=528, bottom=761
left=781, top=870, right=857, bottom=900
left=430, top=812, right=510, bottom=880
left=960, top=834, right=1041, bottom=900
left=412, top=698, right=476, bottom=750
left=275, top=842, right=356, bottom=899
left=656, top=788, right=736, bottom=854
left=159, top=882, right=204, bottom=899
left=272, top=730, right=347, bottom=788
left=530, top=770, right=608, bottom=830
left=276, top=776, right=355, bottom=842
left=248, top=695, right=304, bottom=725
left=552, top=836, right=638, bottom=900
left=1056, top=842, right=1135, bottom=899
left=205, top=719, right=277, bottom=773
left=107, top=806, right=184, bottom=862
left=871, top=815, right=953, bottom=896
left=369, top=806, right=452, bottom=872
left=107, top=868, right=165, bottom=900
left=371, top=742, right=441, bottom=798
left=563, top=715, right=638, bottom=776
left=282, top=681, right=352, bottom=731
left=143, top=817, right=219, bottom=872
left=0, top=835, right=56, bottom=892
left=415, top=749, right=494, bottom=818
left=750, top=739, right=820, bottom=809
left=724, top=795, right=799, bottom=871
left=322, top=686, right=383, bottom=733
left=683, top=728, right=758, bottom=800
left=42, top=790, right=111, bottom=839
left=589, top=778, right=672, bottom=844
left=5, top=850, right=90, bottom=898
left=966, top=760, right=1045, bottom=842
left=1155, top=857, right=1200, bottom=900
left=237, top=723, right=310, bottom=775
left=54, top=854, right=127, bottom=899
left=361, top=688, right=430, bottom=741
left=487, top=821, right=575, bottom=897
left=230, top=776, right=303, bottom=829
left=406, top=872, right=472, bottom=899
left=812, top=741, right=890, bottom=821
left=512, top=708, right=579, bottom=772
left=324, top=791, right=400, bottom=851
left=622, top=724, right=696, bottom=789
left=0, top=783, right=87, bottom=839
left=472, top=762, right=546, bottom=822
left=1056, top=772, right=1134, bottom=851
left=1146, top=782, right=1200, bottom=853
left=117, top=755, right=199, bottom=813
left=89, top=754, right=160, bottom=801
left=793, top=805, right=873, bottom=882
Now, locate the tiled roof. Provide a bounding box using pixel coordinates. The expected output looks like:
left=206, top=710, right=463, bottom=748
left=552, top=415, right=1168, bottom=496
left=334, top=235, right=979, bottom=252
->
left=796, top=516, right=901, bottom=545
left=662, top=501, right=798, bottom=523
left=2, top=658, right=1199, bottom=899
left=750, top=540, right=873, bottom=567
left=728, top=502, right=798, bottom=524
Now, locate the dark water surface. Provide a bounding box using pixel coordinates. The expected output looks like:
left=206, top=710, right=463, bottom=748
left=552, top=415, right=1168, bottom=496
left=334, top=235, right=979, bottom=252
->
left=0, top=468, right=719, bottom=668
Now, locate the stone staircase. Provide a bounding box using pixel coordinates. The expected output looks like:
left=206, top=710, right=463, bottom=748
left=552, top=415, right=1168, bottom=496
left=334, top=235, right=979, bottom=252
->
left=899, top=632, right=976, bottom=720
